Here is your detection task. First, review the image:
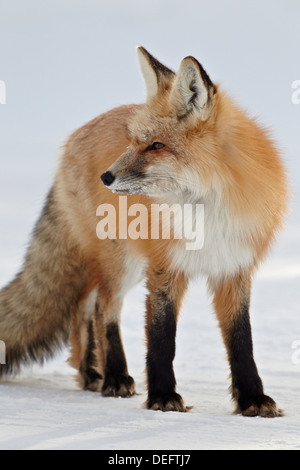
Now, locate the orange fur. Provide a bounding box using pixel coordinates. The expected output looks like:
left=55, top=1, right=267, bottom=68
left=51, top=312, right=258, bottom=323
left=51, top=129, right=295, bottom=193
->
left=0, top=48, right=288, bottom=416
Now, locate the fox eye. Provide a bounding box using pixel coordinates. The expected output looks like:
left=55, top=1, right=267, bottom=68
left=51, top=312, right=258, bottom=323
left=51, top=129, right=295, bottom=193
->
left=146, top=142, right=165, bottom=151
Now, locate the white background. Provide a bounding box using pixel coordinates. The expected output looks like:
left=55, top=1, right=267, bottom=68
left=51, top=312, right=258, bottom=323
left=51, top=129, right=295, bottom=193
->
left=0, top=0, right=299, bottom=450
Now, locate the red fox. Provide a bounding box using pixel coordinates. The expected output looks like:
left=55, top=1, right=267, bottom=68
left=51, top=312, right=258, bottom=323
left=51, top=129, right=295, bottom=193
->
left=0, top=47, right=288, bottom=417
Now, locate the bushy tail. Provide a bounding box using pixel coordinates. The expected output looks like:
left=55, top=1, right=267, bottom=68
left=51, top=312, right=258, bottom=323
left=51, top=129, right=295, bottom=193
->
left=0, top=188, right=88, bottom=376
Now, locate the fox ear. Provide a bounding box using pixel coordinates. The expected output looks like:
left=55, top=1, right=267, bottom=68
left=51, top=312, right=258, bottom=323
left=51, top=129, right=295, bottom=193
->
left=137, top=46, right=175, bottom=102
left=171, top=56, right=217, bottom=120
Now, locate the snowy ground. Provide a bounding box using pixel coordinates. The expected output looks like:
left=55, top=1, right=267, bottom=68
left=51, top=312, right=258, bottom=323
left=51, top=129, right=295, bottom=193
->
left=0, top=0, right=300, bottom=452
left=0, top=240, right=300, bottom=450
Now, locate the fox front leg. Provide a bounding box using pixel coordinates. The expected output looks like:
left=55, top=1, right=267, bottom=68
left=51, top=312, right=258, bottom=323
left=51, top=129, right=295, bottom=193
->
left=209, top=273, right=284, bottom=418
left=145, top=269, right=189, bottom=412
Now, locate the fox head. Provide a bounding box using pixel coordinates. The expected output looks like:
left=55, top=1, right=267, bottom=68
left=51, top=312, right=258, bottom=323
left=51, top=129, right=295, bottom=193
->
left=101, top=47, right=219, bottom=199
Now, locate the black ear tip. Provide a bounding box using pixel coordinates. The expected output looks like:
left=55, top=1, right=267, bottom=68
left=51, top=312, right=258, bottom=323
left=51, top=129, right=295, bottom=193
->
left=137, top=46, right=150, bottom=60
left=183, top=56, right=216, bottom=92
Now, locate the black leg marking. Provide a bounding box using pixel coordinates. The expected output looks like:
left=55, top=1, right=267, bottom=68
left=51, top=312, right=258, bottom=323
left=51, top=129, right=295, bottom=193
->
left=102, top=323, right=135, bottom=398
left=147, top=292, right=187, bottom=412
left=80, top=320, right=102, bottom=391
left=229, top=302, right=263, bottom=408
left=228, top=302, right=283, bottom=417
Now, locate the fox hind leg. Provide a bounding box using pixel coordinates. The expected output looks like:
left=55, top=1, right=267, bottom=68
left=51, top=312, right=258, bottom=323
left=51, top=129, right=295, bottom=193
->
left=93, top=295, right=136, bottom=398
left=79, top=318, right=103, bottom=391
left=93, top=253, right=145, bottom=397
left=70, top=289, right=135, bottom=397
left=69, top=289, right=103, bottom=392
left=101, top=321, right=135, bottom=398
left=70, top=251, right=144, bottom=398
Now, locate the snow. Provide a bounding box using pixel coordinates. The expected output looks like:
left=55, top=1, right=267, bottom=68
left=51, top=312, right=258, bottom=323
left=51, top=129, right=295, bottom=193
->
left=0, top=0, right=300, bottom=451
left=1, top=272, right=300, bottom=450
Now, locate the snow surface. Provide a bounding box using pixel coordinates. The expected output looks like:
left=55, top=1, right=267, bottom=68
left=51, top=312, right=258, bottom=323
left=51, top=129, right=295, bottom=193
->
left=0, top=0, right=300, bottom=451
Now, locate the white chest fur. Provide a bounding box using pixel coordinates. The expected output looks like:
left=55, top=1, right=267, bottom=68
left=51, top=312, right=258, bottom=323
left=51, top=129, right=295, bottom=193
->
left=118, top=253, right=146, bottom=300
left=167, top=192, right=255, bottom=280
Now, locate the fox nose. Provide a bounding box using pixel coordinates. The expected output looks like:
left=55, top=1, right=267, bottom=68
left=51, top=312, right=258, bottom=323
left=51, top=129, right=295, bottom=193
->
left=101, top=171, right=115, bottom=187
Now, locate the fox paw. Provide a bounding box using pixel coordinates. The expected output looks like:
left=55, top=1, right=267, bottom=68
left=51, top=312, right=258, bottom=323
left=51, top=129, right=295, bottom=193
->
left=147, top=392, right=190, bottom=412
left=102, top=373, right=136, bottom=398
left=236, top=395, right=284, bottom=418
left=80, top=369, right=103, bottom=392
